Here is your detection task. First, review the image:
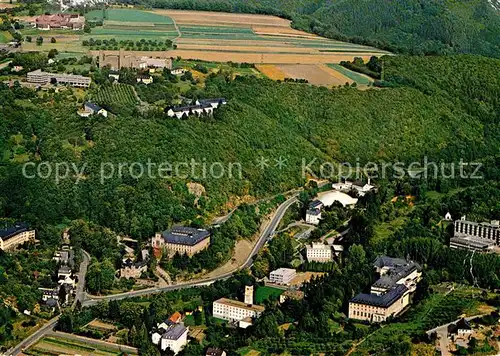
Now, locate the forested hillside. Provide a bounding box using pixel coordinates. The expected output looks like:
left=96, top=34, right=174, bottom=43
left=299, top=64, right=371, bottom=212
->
left=1, top=55, right=499, bottom=240
left=126, top=0, right=500, bottom=57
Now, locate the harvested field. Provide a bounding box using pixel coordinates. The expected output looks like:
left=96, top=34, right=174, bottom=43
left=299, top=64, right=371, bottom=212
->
left=255, top=64, right=287, bottom=80
left=0, top=3, right=16, bottom=8
left=150, top=9, right=289, bottom=27
left=277, top=64, right=353, bottom=86
left=178, top=44, right=326, bottom=53
left=168, top=49, right=379, bottom=64
left=252, top=25, right=322, bottom=39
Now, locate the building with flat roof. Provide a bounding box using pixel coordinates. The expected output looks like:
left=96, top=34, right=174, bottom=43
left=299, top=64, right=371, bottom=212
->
left=27, top=69, right=91, bottom=87
left=0, top=223, right=35, bottom=250
left=452, top=219, right=499, bottom=251
left=269, top=268, right=296, bottom=285
left=152, top=226, right=210, bottom=256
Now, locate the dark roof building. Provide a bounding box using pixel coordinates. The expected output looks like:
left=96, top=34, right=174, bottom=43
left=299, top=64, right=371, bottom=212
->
left=206, top=347, right=226, bottom=356
left=160, top=227, right=210, bottom=246
left=162, top=323, right=187, bottom=340
left=351, top=284, right=408, bottom=308
left=0, top=222, right=29, bottom=240
left=373, top=256, right=408, bottom=269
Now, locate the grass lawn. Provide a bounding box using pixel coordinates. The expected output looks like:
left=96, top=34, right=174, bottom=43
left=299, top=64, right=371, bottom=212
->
left=86, top=9, right=173, bottom=24
left=255, top=286, right=284, bottom=304
left=357, top=285, right=487, bottom=354
left=328, top=64, right=373, bottom=85
left=373, top=216, right=409, bottom=242
left=0, top=30, right=13, bottom=43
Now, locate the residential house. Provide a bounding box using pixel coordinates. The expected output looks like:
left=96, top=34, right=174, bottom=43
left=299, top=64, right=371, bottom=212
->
left=196, top=98, right=227, bottom=109
left=0, top=223, right=35, bottom=250
left=171, top=68, right=186, bottom=75
left=137, top=74, right=153, bottom=85
left=79, top=102, right=108, bottom=117
left=151, top=227, right=210, bottom=256
left=448, top=318, right=473, bottom=340
left=206, top=348, right=226, bottom=356
left=151, top=320, right=188, bottom=354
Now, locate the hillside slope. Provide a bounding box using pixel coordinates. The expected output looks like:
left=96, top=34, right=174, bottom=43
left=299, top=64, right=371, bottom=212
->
left=1, top=55, right=499, bottom=238
left=135, top=0, right=500, bottom=57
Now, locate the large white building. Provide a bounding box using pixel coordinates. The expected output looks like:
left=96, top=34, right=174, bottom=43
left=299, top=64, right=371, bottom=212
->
left=349, top=256, right=421, bottom=323
left=151, top=315, right=188, bottom=355
left=269, top=268, right=296, bottom=285
left=0, top=223, right=35, bottom=251
left=212, top=298, right=265, bottom=324
left=27, top=69, right=91, bottom=87
left=306, top=242, right=334, bottom=262
left=450, top=218, right=499, bottom=252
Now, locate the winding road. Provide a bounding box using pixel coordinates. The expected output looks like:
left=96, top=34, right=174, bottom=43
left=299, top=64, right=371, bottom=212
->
left=5, top=193, right=300, bottom=355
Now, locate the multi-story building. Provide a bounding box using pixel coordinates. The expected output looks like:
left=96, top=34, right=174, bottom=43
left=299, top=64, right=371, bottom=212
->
left=371, top=257, right=421, bottom=295
left=349, top=256, right=421, bottom=323
left=99, top=50, right=173, bottom=70
left=27, top=69, right=91, bottom=87
left=159, top=324, right=188, bottom=354
left=212, top=298, right=265, bottom=323
left=450, top=218, right=499, bottom=252
left=269, top=268, right=296, bottom=285
left=151, top=227, right=210, bottom=256
left=306, top=242, right=334, bottom=262
left=348, top=284, right=410, bottom=323
left=0, top=223, right=35, bottom=250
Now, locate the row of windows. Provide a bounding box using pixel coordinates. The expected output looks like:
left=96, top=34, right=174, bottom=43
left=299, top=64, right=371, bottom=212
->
left=455, top=222, right=498, bottom=240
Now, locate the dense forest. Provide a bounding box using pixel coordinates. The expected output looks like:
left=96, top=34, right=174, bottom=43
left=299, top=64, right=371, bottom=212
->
left=1, top=55, right=499, bottom=241
left=119, top=0, right=500, bottom=57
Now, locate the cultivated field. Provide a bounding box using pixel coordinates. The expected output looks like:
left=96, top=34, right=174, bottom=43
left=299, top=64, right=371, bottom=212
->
left=94, top=84, right=138, bottom=107
left=17, top=7, right=386, bottom=86
left=277, top=64, right=353, bottom=86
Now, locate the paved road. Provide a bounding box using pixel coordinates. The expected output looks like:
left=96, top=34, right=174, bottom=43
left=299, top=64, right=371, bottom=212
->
left=47, top=330, right=138, bottom=354
left=73, top=249, right=90, bottom=309
left=5, top=316, right=59, bottom=356
left=83, top=194, right=299, bottom=306
left=6, top=194, right=300, bottom=355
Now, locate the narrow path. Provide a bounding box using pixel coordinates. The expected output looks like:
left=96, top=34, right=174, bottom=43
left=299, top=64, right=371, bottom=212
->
left=47, top=330, right=138, bottom=354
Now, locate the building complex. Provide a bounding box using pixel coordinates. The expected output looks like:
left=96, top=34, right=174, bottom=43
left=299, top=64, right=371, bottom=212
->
left=349, top=256, right=421, bottom=323
left=165, top=98, right=227, bottom=119
left=34, top=14, right=85, bottom=30
left=99, top=50, right=173, bottom=70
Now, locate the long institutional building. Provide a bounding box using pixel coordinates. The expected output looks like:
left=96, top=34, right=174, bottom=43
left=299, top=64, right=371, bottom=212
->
left=212, top=286, right=265, bottom=328
left=450, top=218, right=500, bottom=252
left=349, top=256, right=421, bottom=323
left=151, top=226, right=210, bottom=256
left=0, top=223, right=35, bottom=250
left=27, top=69, right=91, bottom=87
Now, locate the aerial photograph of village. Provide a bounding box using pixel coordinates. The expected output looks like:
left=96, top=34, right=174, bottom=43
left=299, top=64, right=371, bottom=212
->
left=0, top=0, right=499, bottom=355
